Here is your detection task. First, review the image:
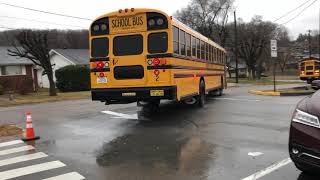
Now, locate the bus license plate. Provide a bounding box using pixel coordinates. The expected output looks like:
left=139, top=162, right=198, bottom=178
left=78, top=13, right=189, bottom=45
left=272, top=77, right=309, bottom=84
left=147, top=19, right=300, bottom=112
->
left=97, top=77, right=107, bottom=84
left=150, top=90, right=164, bottom=97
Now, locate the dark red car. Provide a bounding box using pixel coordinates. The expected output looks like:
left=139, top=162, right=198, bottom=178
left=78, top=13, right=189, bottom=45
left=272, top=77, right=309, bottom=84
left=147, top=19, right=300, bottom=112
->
left=289, top=90, right=320, bottom=174
left=311, top=80, right=320, bottom=90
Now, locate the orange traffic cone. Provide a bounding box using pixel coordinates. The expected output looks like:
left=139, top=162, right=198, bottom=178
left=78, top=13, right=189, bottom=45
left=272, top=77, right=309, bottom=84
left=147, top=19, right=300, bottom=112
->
left=22, top=112, right=40, bottom=141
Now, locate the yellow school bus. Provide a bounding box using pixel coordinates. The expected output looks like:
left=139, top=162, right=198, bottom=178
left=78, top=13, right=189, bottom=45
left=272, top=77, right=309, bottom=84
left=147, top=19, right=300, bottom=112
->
left=89, top=8, right=227, bottom=109
left=299, top=57, right=320, bottom=83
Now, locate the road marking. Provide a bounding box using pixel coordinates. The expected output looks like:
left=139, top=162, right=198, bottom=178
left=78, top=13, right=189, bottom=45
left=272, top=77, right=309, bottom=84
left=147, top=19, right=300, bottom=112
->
left=248, top=152, right=264, bottom=157
left=241, top=158, right=292, bottom=180
left=214, top=98, right=262, bottom=102
left=101, top=110, right=138, bottom=119
left=0, top=160, right=66, bottom=180
left=0, top=145, right=35, bottom=156
left=0, top=140, right=23, bottom=148
left=43, top=172, right=85, bottom=180
left=0, top=152, right=48, bottom=167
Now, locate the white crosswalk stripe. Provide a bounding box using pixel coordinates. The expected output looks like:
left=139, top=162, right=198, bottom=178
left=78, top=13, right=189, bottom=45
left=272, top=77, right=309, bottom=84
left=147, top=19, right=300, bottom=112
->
left=0, top=140, right=23, bottom=148
left=0, top=161, right=66, bottom=180
left=0, top=152, right=48, bottom=167
left=0, top=140, right=85, bottom=179
left=0, top=145, right=35, bottom=156
left=43, top=172, right=85, bottom=180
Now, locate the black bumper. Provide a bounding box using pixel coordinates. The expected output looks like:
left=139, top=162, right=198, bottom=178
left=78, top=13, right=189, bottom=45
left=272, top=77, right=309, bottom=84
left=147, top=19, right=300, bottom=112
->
left=91, top=86, right=177, bottom=103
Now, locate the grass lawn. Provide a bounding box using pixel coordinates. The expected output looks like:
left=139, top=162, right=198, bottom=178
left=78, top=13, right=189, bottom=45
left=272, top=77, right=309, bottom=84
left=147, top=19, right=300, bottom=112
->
left=0, top=125, right=23, bottom=137
left=227, top=77, right=304, bottom=85
left=0, top=89, right=90, bottom=107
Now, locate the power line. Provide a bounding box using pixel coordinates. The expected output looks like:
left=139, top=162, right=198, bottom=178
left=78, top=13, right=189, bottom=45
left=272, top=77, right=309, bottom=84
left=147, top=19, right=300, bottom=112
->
left=0, top=1, right=92, bottom=21
left=273, top=0, right=313, bottom=22
left=0, top=15, right=87, bottom=29
left=281, top=0, right=318, bottom=25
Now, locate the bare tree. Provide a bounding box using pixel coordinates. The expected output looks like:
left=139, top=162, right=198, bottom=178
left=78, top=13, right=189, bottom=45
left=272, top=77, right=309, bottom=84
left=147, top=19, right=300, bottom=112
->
left=278, top=48, right=292, bottom=73
left=8, top=30, right=57, bottom=96
left=236, top=16, right=277, bottom=79
left=175, top=0, right=234, bottom=47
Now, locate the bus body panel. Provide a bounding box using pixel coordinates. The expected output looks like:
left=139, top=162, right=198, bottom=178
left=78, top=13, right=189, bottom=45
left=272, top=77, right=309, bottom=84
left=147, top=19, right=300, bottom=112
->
left=299, top=58, right=320, bottom=82
left=89, top=8, right=226, bottom=104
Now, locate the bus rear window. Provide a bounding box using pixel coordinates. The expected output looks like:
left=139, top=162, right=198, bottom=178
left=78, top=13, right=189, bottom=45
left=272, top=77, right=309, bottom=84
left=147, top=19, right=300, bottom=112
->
left=148, top=32, right=168, bottom=54
left=306, top=66, right=314, bottom=70
left=113, top=35, right=143, bottom=56
left=91, top=38, right=109, bottom=57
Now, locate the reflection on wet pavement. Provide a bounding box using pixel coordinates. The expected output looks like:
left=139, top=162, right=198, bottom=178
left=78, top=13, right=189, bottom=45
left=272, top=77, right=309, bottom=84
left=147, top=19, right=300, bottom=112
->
left=95, top=102, right=216, bottom=180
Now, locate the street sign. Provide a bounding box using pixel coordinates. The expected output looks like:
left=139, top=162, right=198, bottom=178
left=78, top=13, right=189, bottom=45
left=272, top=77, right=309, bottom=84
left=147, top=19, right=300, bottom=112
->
left=270, top=40, right=277, bottom=51
left=271, top=40, right=277, bottom=58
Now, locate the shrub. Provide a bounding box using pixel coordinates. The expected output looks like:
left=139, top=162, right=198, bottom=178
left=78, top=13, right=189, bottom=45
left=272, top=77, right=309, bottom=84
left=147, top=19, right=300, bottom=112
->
left=17, top=77, right=33, bottom=95
left=55, top=65, right=90, bottom=92
left=0, top=84, right=4, bottom=95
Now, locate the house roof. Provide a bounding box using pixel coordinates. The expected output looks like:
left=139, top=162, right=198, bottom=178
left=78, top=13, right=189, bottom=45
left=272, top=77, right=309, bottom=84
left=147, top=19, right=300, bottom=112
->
left=0, top=46, right=33, bottom=66
left=50, top=49, right=89, bottom=65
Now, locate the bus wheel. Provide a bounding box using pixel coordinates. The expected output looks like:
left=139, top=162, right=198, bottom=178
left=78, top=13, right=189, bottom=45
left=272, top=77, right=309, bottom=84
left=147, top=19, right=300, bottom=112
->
left=197, top=80, right=206, bottom=108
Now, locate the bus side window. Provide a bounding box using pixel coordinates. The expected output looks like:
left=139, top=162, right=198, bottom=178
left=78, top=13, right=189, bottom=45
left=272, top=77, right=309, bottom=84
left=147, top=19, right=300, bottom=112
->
left=210, top=45, right=213, bottom=62
left=206, top=43, right=209, bottom=61
left=191, top=36, right=196, bottom=58
left=186, top=33, right=191, bottom=57
left=196, top=38, right=200, bottom=60
left=180, top=29, right=186, bottom=56
left=201, top=41, right=205, bottom=61
left=213, top=48, right=217, bottom=63
left=172, top=26, right=179, bottom=54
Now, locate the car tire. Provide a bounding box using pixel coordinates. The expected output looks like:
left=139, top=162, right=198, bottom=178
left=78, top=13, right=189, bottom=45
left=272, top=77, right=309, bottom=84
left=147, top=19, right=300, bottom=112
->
left=295, top=162, right=318, bottom=175
left=197, top=80, right=206, bottom=108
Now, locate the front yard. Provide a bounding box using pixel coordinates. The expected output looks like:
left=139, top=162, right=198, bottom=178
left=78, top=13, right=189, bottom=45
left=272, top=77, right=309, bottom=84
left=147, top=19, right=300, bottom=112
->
left=0, top=89, right=90, bottom=107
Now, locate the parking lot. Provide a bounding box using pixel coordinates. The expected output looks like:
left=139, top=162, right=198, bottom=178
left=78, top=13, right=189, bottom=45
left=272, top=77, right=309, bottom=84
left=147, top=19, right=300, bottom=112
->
left=0, top=85, right=318, bottom=180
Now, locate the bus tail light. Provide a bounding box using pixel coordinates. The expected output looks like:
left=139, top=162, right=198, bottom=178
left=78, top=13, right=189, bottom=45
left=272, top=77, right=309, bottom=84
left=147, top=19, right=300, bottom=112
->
left=99, top=72, right=105, bottom=77
left=153, top=58, right=160, bottom=65
left=96, top=61, right=105, bottom=69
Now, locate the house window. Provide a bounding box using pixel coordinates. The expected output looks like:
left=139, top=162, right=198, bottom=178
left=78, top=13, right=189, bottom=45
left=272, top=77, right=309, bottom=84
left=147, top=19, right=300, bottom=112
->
left=0, top=66, right=23, bottom=76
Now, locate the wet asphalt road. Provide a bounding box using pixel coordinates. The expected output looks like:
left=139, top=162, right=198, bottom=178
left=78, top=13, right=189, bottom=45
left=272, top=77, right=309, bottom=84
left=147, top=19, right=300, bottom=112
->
left=0, top=85, right=319, bottom=180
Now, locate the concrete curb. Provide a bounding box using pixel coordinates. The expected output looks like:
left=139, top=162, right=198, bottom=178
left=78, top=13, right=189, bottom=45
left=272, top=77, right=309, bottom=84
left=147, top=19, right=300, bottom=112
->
left=248, top=90, right=280, bottom=96
left=249, top=90, right=315, bottom=96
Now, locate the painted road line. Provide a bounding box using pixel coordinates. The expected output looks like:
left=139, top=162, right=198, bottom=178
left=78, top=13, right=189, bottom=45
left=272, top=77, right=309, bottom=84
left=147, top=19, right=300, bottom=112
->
left=101, top=110, right=138, bottom=119
left=0, top=140, right=23, bottom=148
left=0, top=160, right=66, bottom=180
left=214, top=98, right=262, bottom=102
left=241, top=158, right=292, bottom=180
left=0, top=152, right=48, bottom=167
left=0, top=145, right=35, bottom=156
left=43, top=172, right=85, bottom=180
left=248, top=152, right=264, bottom=157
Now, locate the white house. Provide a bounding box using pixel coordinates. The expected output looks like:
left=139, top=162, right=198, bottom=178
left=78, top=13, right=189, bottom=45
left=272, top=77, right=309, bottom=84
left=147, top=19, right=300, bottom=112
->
left=38, top=49, right=89, bottom=88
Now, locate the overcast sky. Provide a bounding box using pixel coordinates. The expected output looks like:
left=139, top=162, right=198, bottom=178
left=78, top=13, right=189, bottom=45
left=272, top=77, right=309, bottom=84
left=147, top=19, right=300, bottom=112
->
left=0, top=0, right=319, bottom=39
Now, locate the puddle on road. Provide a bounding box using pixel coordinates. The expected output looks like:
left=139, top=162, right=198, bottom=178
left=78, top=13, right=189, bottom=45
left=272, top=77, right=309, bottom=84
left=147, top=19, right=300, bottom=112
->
left=95, top=129, right=216, bottom=179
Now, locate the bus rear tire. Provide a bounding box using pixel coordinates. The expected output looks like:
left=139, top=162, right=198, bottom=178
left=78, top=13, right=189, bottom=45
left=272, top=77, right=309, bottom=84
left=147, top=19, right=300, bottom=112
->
left=197, top=80, right=206, bottom=108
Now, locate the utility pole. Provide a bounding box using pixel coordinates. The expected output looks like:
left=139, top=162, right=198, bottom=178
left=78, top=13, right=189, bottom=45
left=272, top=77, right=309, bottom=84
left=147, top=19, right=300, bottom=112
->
left=308, top=29, right=312, bottom=58
left=234, top=11, right=239, bottom=83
